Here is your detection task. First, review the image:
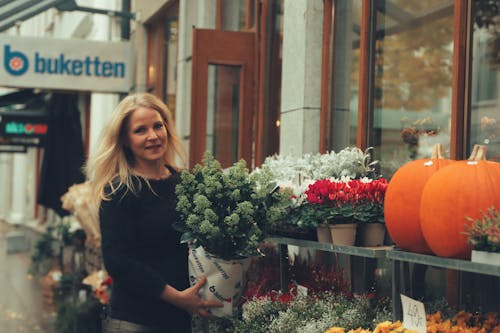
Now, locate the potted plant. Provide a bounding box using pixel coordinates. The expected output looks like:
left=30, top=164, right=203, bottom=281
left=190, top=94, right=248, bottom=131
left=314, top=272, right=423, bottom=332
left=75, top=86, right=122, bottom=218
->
left=174, top=152, right=290, bottom=316
left=462, top=206, right=500, bottom=265
left=302, top=179, right=359, bottom=246
left=351, top=178, right=389, bottom=247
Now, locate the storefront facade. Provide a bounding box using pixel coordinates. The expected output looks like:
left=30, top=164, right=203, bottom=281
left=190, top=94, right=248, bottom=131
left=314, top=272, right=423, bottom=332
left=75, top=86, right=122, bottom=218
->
left=0, top=0, right=497, bottom=312
left=138, top=0, right=499, bottom=173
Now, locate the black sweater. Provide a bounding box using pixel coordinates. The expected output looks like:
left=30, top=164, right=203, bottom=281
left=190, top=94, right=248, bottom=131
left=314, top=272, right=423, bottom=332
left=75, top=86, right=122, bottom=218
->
left=99, top=170, right=190, bottom=331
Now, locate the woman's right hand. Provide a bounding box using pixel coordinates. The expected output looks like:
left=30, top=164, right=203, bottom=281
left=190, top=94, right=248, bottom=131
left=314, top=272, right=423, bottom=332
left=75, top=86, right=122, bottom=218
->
left=161, top=276, right=223, bottom=317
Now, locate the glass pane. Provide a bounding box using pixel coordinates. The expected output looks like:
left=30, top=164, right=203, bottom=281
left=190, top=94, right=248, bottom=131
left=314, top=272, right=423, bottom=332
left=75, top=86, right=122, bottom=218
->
left=262, top=0, right=284, bottom=158
left=206, top=65, right=241, bottom=167
left=330, top=0, right=361, bottom=151
left=221, top=0, right=255, bottom=31
left=373, top=0, right=454, bottom=177
left=470, top=2, right=500, bottom=161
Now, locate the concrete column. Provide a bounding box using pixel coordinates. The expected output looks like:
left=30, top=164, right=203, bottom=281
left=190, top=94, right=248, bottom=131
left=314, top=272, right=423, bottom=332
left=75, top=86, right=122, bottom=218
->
left=279, top=0, right=323, bottom=156
left=8, top=153, right=28, bottom=224
left=0, top=155, right=13, bottom=221
left=176, top=0, right=217, bottom=160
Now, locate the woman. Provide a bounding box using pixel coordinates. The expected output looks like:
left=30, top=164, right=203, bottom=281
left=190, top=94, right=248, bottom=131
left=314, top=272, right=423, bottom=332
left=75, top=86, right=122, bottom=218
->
left=86, top=93, right=221, bottom=332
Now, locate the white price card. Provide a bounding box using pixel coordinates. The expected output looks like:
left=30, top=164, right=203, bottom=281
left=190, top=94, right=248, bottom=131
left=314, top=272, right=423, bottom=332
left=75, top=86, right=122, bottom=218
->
left=400, top=294, right=426, bottom=333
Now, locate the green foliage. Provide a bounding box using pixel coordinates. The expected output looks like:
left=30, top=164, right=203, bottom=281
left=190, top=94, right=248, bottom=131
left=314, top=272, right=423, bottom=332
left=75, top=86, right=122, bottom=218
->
left=29, top=226, right=57, bottom=276
left=228, top=293, right=390, bottom=333
left=463, top=206, right=500, bottom=253
left=54, top=296, right=101, bottom=333
left=174, top=152, right=292, bottom=260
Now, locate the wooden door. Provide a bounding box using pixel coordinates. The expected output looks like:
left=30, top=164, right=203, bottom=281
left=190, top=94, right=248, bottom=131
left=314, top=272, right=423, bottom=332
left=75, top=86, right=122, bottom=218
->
left=190, top=29, right=255, bottom=168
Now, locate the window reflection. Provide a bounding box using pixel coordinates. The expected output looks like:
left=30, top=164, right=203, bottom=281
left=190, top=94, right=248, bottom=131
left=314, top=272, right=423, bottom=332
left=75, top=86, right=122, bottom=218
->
left=470, top=1, right=500, bottom=161
left=372, top=0, right=454, bottom=177
left=330, top=0, right=361, bottom=152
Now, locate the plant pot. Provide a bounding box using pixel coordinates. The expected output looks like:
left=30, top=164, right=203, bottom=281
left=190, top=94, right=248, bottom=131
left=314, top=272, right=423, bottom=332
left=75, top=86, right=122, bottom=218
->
left=317, top=224, right=332, bottom=243
left=329, top=223, right=357, bottom=246
left=471, top=250, right=500, bottom=266
left=359, top=223, right=386, bottom=247
left=188, top=246, right=251, bottom=317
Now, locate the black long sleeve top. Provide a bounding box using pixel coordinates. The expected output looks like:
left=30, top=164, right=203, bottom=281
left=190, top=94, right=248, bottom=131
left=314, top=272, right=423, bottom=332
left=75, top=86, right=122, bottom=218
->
left=99, top=169, right=190, bottom=331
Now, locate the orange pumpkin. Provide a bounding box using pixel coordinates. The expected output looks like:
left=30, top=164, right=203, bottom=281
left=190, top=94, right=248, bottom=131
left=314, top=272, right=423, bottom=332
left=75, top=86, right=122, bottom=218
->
left=420, top=145, right=500, bottom=259
left=384, top=144, right=453, bottom=254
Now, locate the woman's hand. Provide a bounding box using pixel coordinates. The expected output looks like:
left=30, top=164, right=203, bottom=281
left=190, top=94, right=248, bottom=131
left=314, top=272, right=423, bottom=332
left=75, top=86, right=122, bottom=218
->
left=161, top=276, right=223, bottom=317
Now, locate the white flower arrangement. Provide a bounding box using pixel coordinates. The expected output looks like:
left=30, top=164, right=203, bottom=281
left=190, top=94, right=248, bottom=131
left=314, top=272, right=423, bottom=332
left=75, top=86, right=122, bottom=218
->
left=252, top=147, right=378, bottom=198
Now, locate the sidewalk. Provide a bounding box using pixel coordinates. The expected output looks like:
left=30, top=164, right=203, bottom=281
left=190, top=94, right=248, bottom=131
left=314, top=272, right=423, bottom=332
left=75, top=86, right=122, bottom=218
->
left=0, top=221, right=54, bottom=333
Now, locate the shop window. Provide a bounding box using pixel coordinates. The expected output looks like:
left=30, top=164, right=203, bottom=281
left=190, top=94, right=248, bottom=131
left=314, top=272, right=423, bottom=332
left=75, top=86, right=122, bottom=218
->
left=327, top=0, right=455, bottom=177
left=329, top=0, right=362, bottom=152
left=470, top=2, right=500, bottom=161
left=372, top=0, right=454, bottom=176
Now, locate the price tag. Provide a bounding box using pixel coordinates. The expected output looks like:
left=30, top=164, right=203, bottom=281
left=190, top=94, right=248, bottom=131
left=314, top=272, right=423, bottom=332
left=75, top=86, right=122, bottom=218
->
left=401, top=294, right=426, bottom=333
left=297, top=284, right=308, bottom=297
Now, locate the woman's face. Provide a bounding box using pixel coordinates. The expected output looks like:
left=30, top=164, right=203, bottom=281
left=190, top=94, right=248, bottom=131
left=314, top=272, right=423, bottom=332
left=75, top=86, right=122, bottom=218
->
left=125, top=106, right=168, bottom=166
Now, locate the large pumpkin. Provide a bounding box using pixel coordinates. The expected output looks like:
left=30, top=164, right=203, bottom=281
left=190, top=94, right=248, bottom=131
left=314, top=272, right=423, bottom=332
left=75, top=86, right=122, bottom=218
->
left=420, top=145, right=500, bottom=259
left=384, top=144, right=453, bottom=253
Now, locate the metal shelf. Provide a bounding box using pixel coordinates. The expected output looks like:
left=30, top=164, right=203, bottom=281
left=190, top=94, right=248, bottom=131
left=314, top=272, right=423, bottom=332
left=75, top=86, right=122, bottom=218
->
left=266, top=237, right=390, bottom=258
left=387, top=249, right=500, bottom=277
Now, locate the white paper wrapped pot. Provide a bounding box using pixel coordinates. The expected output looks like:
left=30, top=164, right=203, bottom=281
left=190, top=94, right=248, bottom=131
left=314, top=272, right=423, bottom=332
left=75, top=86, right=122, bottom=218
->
left=188, top=246, right=251, bottom=317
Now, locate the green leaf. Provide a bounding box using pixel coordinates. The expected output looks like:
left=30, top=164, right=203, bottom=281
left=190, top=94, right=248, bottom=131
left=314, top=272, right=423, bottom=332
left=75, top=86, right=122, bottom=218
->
left=180, top=232, right=194, bottom=244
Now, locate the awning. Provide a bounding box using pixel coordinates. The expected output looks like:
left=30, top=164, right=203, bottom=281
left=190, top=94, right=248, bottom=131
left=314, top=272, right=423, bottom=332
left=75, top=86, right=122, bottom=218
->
left=0, top=0, right=134, bottom=32
left=0, top=0, right=66, bottom=32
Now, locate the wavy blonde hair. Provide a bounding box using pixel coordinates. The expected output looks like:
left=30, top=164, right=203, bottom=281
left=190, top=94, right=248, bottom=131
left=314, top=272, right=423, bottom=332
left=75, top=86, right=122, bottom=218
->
left=85, top=93, right=186, bottom=206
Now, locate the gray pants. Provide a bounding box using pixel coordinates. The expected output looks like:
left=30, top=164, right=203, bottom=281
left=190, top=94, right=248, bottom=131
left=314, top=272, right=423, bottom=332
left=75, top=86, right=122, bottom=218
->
left=102, top=318, right=164, bottom=333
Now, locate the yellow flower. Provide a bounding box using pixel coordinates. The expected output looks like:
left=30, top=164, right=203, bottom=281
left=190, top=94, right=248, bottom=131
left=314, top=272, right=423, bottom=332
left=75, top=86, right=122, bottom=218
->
left=325, top=327, right=345, bottom=333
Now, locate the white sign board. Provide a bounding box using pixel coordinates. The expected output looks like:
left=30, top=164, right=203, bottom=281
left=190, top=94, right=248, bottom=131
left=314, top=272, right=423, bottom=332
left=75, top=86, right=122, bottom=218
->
left=401, top=294, right=426, bottom=333
left=0, top=36, right=132, bottom=93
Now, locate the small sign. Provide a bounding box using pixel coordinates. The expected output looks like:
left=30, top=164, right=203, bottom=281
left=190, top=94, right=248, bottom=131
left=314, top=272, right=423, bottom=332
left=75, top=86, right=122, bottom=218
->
left=0, top=109, right=48, bottom=147
left=401, top=294, right=426, bottom=333
left=296, top=284, right=308, bottom=297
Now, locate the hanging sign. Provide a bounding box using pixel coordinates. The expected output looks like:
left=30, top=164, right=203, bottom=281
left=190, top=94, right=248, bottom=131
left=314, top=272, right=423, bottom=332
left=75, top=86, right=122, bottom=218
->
left=0, top=108, right=48, bottom=147
left=0, top=36, right=132, bottom=93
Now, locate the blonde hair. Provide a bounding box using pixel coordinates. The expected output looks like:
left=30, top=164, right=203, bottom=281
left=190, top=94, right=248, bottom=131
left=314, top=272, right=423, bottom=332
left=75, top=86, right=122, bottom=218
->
left=85, top=93, right=186, bottom=206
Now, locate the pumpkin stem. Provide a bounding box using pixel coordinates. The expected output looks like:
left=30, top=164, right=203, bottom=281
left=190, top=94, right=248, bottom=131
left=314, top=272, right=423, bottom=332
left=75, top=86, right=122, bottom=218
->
left=431, top=143, right=446, bottom=159
left=468, top=144, right=487, bottom=161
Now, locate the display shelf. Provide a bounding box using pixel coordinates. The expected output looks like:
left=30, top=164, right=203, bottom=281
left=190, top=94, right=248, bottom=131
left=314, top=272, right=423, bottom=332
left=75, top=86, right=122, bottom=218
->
left=387, top=249, right=500, bottom=277
left=266, top=237, right=391, bottom=258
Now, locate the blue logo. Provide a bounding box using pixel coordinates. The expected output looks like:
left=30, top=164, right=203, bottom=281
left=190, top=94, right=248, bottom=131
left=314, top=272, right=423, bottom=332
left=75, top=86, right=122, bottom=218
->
left=4, top=45, right=29, bottom=76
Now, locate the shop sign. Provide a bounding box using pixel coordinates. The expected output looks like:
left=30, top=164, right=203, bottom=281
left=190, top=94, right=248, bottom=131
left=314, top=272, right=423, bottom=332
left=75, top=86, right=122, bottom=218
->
left=0, top=36, right=132, bottom=93
left=0, top=109, right=48, bottom=147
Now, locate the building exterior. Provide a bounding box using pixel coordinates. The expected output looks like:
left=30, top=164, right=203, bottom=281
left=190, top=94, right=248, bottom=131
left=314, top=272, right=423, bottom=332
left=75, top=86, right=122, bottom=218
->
left=1, top=0, right=498, bottom=225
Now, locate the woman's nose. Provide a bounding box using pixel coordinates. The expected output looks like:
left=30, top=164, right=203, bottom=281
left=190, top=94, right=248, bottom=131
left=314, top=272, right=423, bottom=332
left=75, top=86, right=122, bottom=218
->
left=146, top=128, right=159, bottom=140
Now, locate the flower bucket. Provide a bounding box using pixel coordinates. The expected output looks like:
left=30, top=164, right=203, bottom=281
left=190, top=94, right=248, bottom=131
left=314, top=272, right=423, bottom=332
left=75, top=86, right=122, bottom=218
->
left=329, top=223, right=357, bottom=246
left=359, top=223, right=386, bottom=247
left=471, top=250, right=500, bottom=266
left=188, top=246, right=251, bottom=317
left=317, top=224, right=332, bottom=243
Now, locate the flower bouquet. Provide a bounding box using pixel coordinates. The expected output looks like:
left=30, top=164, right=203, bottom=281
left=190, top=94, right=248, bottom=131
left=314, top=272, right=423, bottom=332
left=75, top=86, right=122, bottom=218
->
left=174, top=152, right=290, bottom=316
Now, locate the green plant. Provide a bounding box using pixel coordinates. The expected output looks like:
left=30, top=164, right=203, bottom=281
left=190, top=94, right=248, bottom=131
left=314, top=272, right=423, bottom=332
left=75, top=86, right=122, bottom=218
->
left=54, top=296, right=101, bottom=333
left=29, top=226, right=57, bottom=275
left=463, top=206, right=500, bottom=253
left=174, top=152, right=291, bottom=260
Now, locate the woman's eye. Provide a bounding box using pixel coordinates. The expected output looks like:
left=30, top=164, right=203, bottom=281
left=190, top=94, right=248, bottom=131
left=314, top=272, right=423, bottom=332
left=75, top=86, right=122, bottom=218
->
left=154, top=123, right=164, bottom=130
left=134, top=127, right=146, bottom=134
